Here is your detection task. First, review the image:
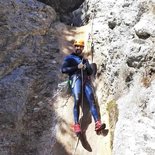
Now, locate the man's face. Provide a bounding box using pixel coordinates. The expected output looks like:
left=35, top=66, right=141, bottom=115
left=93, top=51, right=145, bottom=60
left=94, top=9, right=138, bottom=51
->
left=74, top=45, right=84, bottom=55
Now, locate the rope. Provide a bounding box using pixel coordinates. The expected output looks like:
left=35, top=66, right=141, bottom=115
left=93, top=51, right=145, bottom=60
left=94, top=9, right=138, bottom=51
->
left=89, top=0, right=100, bottom=63
left=73, top=1, right=99, bottom=154
left=73, top=59, right=84, bottom=155
left=73, top=135, right=80, bottom=155
left=90, top=6, right=95, bottom=63
left=80, top=58, right=84, bottom=127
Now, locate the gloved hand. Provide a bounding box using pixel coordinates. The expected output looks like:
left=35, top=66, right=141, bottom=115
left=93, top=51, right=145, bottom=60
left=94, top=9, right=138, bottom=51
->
left=78, top=62, right=86, bottom=69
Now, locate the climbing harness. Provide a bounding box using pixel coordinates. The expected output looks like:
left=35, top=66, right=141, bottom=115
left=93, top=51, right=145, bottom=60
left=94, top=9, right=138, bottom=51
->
left=73, top=59, right=84, bottom=155
left=50, top=80, right=71, bottom=109
left=52, top=80, right=71, bottom=99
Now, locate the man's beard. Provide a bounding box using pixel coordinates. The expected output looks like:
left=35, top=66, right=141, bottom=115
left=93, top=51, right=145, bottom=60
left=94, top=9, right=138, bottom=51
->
left=75, top=49, right=82, bottom=55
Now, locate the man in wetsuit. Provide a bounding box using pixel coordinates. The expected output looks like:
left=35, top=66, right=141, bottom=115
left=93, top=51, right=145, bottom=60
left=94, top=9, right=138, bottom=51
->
left=61, top=39, right=103, bottom=134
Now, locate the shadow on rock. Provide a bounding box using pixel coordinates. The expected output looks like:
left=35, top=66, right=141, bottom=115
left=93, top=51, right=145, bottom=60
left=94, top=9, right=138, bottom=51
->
left=78, top=98, right=92, bottom=151
left=79, top=132, right=92, bottom=152
left=97, top=129, right=109, bottom=137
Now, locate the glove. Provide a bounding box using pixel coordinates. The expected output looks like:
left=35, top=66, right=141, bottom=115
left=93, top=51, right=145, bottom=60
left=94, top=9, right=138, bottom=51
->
left=78, top=62, right=86, bottom=69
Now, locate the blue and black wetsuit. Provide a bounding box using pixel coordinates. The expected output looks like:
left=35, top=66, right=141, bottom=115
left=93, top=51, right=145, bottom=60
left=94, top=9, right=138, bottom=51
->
left=61, top=53, right=99, bottom=124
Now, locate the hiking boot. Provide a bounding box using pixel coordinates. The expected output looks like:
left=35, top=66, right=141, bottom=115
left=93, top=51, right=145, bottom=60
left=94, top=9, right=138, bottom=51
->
left=73, top=123, right=81, bottom=134
left=95, top=120, right=102, bottom=131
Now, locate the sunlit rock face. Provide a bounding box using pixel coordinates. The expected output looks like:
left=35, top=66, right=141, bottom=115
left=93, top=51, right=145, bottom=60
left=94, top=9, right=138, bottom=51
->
left=81, top=0, right=155, bottom=155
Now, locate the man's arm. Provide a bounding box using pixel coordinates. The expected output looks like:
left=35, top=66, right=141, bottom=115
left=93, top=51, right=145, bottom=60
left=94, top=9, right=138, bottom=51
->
left=61, top=60, right=78, bottom=74
left=85, top=59, right=93, bottom=75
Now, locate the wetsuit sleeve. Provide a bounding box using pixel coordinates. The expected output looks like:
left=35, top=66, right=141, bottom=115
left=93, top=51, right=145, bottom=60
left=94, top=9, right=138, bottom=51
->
left=61, top=59, right=78, bottom=74
left=85, top=59, right=93, bottom=75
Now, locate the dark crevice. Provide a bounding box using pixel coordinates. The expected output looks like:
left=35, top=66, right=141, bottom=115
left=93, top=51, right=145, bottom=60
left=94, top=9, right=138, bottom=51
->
left=60, top=2, right=89, bottom=26
left=37, top=0, right=88, bottom=26
left=126, top=55, right=144, bottom=68
left=108, top=21, right=116, bottom=30
left=135, top=31, right=151, bottom=40
left=125, top=72, right=134, bottom=87
left=37, top=0, right=85, bottom=14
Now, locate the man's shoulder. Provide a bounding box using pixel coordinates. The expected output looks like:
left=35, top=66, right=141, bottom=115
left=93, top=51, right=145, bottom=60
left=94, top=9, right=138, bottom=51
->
left=64, top=54, right=72, bottom=60
left=64, top=53, right=78, bottom=60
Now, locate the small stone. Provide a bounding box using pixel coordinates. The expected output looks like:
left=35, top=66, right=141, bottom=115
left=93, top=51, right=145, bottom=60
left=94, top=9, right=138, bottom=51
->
left=37, top=101, right=44, bottom=107
left=51, top=60, right=57, bottom=64
left=33, top=108, right=40, bottom=113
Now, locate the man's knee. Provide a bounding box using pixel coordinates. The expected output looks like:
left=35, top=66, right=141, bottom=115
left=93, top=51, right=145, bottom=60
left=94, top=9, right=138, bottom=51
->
left=74, top=93, right=81, bottom=104
left=88, top=92, right=95, bottom=101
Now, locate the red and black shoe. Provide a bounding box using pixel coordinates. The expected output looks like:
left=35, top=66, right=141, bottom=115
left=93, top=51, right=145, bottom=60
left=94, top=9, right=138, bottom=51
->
left=95, top=120, right=106, bottom=134
left=73, top=123, right=81, bottom=134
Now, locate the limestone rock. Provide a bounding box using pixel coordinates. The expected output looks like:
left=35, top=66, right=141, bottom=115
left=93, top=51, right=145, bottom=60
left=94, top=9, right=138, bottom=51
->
left=1, top=0, right=155, bottom=155
left=81, top=0, right=155, bottom=155
left=134, top=13, right=155, bottom=39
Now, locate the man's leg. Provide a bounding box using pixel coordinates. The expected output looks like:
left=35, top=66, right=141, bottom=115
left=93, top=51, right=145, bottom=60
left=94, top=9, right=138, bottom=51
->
left=84, top=82, right=103, bottom=131
left=84, top=82, right=99, bottom=122
left=72, top=78, right=82, bottom=133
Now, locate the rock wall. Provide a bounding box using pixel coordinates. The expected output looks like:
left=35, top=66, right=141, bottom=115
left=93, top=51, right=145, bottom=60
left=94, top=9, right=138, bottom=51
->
left=0, top=0, right=60, bottom=154
left=37, top=0, right=84, bottom=14
left=81, top=0, right=155, bottom=155
left=0, top=0, right=94, bottom=155
left=1, top=0, right=155, bottom=155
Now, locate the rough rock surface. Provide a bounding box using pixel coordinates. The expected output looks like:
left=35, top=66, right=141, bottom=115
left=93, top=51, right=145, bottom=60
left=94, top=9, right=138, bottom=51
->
left=0, top=0, right=60, bottom=155
left=37, top=0, right=84, bottom=14
left=81, top=0, right=155, bottom=155
left=1, top=0, right=155, bottom=155
left=1, top=0, right=108, bottom=155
